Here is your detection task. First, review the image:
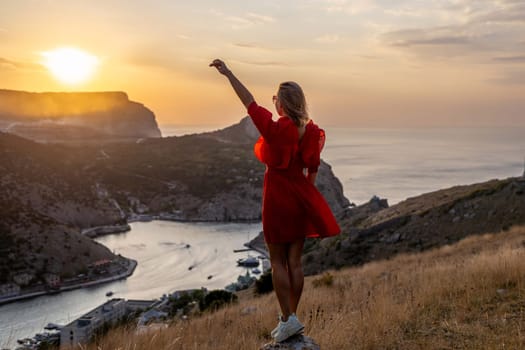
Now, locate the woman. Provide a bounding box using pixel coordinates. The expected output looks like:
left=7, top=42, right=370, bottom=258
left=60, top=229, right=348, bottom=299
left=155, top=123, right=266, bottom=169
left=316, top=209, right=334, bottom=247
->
left=210, top=59, right=340, bottom=343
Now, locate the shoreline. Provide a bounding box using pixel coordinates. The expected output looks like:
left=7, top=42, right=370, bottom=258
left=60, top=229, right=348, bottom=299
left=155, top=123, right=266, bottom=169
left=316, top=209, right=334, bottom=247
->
left=1, top=219, right=263, bottom=306
left=85, top=216, right=262, bottom=239
left=0, top=259, right=137, bottom=306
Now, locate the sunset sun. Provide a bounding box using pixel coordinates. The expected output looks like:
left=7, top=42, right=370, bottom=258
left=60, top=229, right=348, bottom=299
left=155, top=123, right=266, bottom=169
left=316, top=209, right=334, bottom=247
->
left=41, top=47, right=99, bottom=85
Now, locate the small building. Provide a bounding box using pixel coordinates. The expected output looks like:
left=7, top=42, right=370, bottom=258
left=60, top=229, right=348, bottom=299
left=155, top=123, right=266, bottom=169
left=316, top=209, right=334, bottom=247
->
left=60, top=298, right=127, bottom=348
left=126, top=299, right=158, bottom=313
left=44, top=273, right=61, bottom=288
left=137, top=309, right=168, bottom=326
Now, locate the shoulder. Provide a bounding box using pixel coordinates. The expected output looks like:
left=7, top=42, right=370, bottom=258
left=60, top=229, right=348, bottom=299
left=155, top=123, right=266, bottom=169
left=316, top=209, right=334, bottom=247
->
left=248, top=101, right=271, bottom=117
left=278, top=117, right=298, bottom=136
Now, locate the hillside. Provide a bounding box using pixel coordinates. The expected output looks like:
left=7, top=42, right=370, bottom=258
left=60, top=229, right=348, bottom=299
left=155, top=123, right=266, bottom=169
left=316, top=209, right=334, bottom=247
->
left=302, top=176, right=525, bottom=274
left=0, top=114, right=349, bottom=295
left=62, top=224, right=525, bottom=349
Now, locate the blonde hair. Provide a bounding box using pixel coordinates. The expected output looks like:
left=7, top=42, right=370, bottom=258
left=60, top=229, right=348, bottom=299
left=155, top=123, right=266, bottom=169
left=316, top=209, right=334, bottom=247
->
left=277, top=81, right=309, bottom=126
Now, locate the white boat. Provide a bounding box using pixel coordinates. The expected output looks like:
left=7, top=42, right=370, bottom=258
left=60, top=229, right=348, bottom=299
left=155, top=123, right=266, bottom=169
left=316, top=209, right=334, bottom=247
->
left=237, top=256, right=259, bottom=267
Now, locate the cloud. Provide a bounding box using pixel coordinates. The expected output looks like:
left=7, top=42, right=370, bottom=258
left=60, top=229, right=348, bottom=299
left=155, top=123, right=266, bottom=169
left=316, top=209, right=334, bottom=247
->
left=321, top=0, right=377, bottom=15
left=492, top=56, right=525, bottom=63
left=221, top=11, right=276, bottom=29
left=488, top=71, right=525, bottom=85
left=233, top=42, right=260, bottom=49
left=315, top=34, right=340, bottom=43
left=474, top=3, right=525, bottom=24
left=246, top=12, right=275, bottom=23
left=390, top=35, right=471, bottom=47
left=381, top=1, right=525, bottom=60
left=233, top=59, right=289, bottom=67
left=0, top=57, right=17, bottom=69
left=0, top=57, right=43, bottom=71
left=381, top=27, right=476, bottom=58
left=231, top=42, right=281, bottom=51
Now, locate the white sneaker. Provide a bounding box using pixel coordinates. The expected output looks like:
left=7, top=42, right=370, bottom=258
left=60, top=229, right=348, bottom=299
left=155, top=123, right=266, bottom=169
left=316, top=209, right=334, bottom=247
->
left=271, top=314, right=302, bottom=337
left=272, top=314, right=304, bottom=343
left=271, top=315, right=282, bottom=338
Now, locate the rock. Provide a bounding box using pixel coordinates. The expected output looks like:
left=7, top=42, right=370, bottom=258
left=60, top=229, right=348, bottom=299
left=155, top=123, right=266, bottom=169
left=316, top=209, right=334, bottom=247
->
left=260, top=335, right=320, bottom=350
left=497, top=288, right=507, bottom=296
left=240, top=305, right=257, bottom=316
left=386, top=233, right=401, bottom=244
left=0, top=89, right=161, bottom=141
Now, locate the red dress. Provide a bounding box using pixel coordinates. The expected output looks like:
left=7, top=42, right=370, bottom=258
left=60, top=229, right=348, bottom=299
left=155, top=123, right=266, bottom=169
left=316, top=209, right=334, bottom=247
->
left=248, top=101, right=341, bottom=244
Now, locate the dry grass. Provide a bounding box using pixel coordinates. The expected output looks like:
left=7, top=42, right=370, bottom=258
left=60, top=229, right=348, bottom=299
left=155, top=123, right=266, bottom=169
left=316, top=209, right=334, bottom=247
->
left=70, top=226, right=525, bottom=349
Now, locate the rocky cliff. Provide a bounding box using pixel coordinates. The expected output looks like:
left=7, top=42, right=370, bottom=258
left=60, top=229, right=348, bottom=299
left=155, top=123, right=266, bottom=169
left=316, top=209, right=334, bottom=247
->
left=0, top=113, right=350, bottom=288
left=0, top=89, right=161, bottom=141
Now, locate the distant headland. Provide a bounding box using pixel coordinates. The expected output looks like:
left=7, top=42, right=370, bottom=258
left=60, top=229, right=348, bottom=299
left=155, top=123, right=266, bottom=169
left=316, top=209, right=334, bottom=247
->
left=0, top=89, right=162, bottom=142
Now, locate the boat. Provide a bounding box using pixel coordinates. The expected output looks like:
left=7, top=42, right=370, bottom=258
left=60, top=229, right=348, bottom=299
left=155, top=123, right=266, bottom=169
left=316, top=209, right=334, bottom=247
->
left=207, top=275, right=213, bottom=280
left=237, top=256, right=259, bottom=267
left=106, top=291, right=114, bottom=297
left=44, top=322, right=62, bottom=330
left=251, top=268, right=261, bottom=274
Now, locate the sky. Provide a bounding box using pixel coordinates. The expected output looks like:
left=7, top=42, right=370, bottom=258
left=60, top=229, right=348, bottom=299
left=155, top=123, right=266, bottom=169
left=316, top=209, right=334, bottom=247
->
left=1, top=0, right=524, bottom=127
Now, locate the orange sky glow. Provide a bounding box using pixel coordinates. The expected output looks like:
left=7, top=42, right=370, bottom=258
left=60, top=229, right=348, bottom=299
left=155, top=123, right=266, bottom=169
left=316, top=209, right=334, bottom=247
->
left=1, top=1, right=524, bottom=127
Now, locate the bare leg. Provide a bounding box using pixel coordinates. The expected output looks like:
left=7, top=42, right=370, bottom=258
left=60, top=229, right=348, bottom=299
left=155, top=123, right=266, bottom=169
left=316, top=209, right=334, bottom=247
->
left=267, top=243, right=291, bottom=320
left=287, top=239, right=304, bottom=314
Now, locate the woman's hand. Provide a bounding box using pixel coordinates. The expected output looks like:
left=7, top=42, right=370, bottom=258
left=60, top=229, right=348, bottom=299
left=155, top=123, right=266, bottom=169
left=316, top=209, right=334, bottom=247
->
left=209, top=58, right=254, bottom=108
left=209, top=59, right=231, bottom=75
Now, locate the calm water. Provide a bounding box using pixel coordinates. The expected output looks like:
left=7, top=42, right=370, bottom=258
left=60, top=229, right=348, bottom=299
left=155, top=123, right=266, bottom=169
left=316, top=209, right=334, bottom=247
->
left=321, top=127, right=525, bottom=205
left=0, top=221, right=261, bottom=347
left=2, top=125, right=524, bottom=347
left=163, top=124, right=525, bottom=205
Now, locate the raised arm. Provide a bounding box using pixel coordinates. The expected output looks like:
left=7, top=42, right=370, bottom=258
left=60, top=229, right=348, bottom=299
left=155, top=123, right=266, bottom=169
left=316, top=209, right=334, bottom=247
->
left=209, top=59, right=254, bottom=108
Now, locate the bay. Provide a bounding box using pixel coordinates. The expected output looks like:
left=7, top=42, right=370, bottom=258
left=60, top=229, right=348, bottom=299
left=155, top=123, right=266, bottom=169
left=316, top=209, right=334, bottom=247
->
left=0, top=221, right=261, bottom=347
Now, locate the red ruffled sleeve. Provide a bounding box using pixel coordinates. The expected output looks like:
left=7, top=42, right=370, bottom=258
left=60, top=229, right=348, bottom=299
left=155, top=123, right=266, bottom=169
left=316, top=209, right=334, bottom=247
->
left=248, top=101, right=279, bottom=143
left=248, top=101, right=298, bottom=169
left=300, top=122, right=325, bottom=173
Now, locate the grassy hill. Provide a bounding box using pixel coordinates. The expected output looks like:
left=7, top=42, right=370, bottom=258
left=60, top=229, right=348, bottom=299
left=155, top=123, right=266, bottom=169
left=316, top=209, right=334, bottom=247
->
left=63, top=224, right=525, bottom=349
left=302, top=176, right=525, bottom=275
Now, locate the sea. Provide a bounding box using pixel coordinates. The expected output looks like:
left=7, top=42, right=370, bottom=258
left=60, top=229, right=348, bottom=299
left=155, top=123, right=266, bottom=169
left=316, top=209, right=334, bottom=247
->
left=164, top=125, right=525, bottom=205
left=1, top=125, right=524, bottom=347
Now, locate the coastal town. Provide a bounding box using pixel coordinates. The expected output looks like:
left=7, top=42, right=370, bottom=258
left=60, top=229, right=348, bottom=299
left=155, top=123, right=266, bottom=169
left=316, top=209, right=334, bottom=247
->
left=15, top=291, right=198, bottom=349
left=5, top=236, right=271, bottom=350
left=0, top=256, right=136, bottom=306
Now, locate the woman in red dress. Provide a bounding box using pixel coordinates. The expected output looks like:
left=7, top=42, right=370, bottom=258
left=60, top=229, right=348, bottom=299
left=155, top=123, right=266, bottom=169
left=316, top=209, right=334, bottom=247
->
left=210, top=59, right=340, bottom=342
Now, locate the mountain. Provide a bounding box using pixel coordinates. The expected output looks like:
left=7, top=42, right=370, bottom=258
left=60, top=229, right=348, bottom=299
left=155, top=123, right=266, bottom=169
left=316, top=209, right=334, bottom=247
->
left=0, top=114, right=350, bottom=292
left=0, top=89, right=161, bottom=142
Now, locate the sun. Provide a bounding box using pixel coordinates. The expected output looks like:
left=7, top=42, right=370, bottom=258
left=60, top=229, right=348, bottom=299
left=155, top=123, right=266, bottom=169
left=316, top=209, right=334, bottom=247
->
left=41, top=47, right=99, bottom=85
